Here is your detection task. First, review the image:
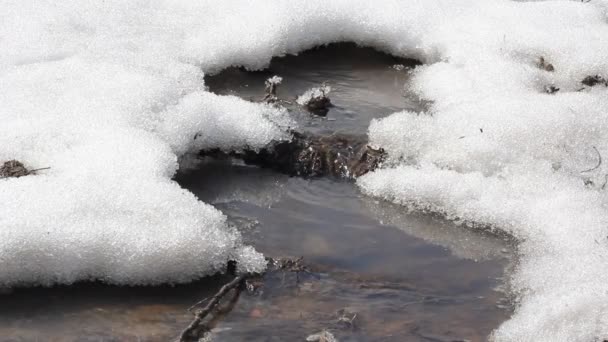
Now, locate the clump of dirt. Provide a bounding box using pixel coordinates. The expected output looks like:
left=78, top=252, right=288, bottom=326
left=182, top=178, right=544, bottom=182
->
left=582, top=75, right=608, bottom=87
left=0, top=160, right=49, bottom=179
left=237, top=132, right=386, bottom=179
left=537, top=57, right=555, bottom=72
left=199, top=131, right=385, bottom=179
left=1, top=160, right=30, bottom=178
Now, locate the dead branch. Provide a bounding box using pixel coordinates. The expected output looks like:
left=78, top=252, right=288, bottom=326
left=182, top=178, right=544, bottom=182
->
left=581, top=146, right=602, bottom=173
left=199, top=283, right=243, bottom=339
left=178, top=273, right=249, bottom=342
left=178, top=257, right=313, bottom=341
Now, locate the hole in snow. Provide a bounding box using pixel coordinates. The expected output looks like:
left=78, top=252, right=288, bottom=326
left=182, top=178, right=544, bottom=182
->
left=205, top=43, right=427, bottom=136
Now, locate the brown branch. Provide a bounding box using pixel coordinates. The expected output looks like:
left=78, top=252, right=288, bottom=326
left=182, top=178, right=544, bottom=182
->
left=203, top=285, right=243, bottom=331
left=581, top=146, right=602, bottom=173
left=178, top=257, right=312, bottom=341
left=178, top=273, right=249, bottom=342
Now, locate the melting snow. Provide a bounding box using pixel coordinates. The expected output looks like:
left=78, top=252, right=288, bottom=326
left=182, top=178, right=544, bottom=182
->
left=1, top=0, right=608, bottom=340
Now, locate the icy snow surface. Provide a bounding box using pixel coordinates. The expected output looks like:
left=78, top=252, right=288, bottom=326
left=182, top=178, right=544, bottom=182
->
left=1, top=0, right=608, bottom=340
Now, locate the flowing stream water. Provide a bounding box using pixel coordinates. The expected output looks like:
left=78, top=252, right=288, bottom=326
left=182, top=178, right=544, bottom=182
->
left=0, top=44, right=514, bottom=342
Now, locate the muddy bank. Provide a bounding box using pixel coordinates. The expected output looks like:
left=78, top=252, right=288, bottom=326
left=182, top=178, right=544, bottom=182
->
left=200, top=131, right=386, bottom=179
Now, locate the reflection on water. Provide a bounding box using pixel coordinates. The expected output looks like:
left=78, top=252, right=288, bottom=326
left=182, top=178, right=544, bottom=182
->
left=0, top=44, right=513, bottom=342
left=204, top=43, right=424, bottom=136
left=176, top=161, right=514, bottom=341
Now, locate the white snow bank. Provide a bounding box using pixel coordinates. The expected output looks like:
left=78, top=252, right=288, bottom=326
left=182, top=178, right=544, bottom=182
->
left=355, top=1, right=608, bottom=341
left=0, top=1, right=293, bottom=286
left=2, top=0, right=608, bottom=340
left=0, top=57, right=279, bottom=285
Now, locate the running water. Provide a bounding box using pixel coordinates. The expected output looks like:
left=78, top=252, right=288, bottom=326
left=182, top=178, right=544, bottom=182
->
left=0, top=44, right=514, bottom=342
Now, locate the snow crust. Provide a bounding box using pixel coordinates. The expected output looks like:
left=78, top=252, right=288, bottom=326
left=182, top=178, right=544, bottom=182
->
left=2, top=0, right=608, bottom=340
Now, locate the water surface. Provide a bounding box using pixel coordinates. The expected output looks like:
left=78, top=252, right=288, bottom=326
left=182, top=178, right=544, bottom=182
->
left=0, top=43, right=513, bottom=342
left=205, top=43, right=424, bottom=135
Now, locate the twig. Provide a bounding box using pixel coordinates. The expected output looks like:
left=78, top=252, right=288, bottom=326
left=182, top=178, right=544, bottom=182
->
left=201, top=285, right=243, bottom=337
left=581, top=146, right=602, bottom=173
left=28, top=167, right=51, bottom=174
left=178, top=257, right=313, bottom=341
left=178, top=273, right=249, bottom=342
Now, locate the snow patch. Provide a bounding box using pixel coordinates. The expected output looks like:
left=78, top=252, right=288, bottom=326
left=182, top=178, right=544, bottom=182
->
left=2, top=0, right=608, bottom=340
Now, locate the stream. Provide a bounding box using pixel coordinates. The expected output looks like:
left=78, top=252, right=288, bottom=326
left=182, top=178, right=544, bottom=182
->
left=0, top=44, right=514, bottom=342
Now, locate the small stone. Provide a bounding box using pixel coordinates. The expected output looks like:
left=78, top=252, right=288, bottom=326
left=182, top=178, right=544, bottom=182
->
left=296, top=84, right=332, bottom=115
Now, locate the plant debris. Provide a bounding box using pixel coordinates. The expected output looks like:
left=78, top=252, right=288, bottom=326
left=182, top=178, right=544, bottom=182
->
left=201, top=131, right=386, bottom=179
left=240, top=131, right=385, bottom=179
left=544, top=85, right=559, bottom=94
left=178, top=257, right=314, bottom=342
left=537, top=57, right=554, bottom=72
left=179, top=272, right=249, bottom=342
left=263, top=75, right=282, bottom=103
left=336, top=308, right=358, bottom=329
left=0, top=160, right=50, bottom=179
left=581, top=75, right=608, bottom=87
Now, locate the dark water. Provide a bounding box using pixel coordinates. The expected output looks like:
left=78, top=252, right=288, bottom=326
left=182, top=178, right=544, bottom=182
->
left=205, top=43, right=424, bottom=135
left=176, top=162, right=513, bottom=342
left=0, top=44, right=513, bottom=342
